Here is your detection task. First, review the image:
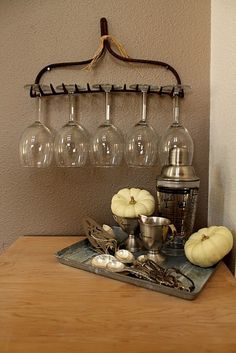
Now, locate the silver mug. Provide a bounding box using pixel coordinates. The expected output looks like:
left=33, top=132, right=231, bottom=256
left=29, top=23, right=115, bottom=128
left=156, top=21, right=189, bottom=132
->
left=138, top=215, right=175, bottom=263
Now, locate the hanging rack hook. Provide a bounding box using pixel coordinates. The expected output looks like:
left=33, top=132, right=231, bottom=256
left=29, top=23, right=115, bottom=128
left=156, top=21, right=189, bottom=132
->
left=100, top=17, right=109, bottom=36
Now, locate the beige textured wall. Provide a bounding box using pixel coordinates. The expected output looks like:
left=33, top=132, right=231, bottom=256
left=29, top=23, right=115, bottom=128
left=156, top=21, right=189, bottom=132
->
left=0, top=0, right=210, bottom=249
left=209, top=0, right=236, bottom=274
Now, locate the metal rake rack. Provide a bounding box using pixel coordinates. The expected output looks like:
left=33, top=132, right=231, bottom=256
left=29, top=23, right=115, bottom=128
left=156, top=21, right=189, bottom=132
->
left=27, top=83, right=185, bottom=98
left=27, top=18, right=185, bottom=99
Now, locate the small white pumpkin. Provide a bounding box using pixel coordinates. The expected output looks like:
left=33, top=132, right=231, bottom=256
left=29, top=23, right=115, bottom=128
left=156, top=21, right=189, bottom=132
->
left=111, top=188, right=155, bottom=218
left=184, top=226, right=233, bottom=268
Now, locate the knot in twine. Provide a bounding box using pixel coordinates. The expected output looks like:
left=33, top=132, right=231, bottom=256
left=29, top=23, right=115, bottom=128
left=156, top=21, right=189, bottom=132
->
left=83, top=35, right=129, bottom=71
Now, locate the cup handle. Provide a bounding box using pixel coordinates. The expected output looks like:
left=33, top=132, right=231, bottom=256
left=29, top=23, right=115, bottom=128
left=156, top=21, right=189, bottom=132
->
left=162, top=224, right=177, bottom=243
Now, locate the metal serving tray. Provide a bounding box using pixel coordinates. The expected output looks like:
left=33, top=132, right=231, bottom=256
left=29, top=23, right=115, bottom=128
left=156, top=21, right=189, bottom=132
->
left=55, top=227, right=217, bottom=300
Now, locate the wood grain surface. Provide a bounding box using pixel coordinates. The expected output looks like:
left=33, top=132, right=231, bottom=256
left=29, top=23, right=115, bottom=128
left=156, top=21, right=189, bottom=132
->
left=0, top=236, right=235, bottom=353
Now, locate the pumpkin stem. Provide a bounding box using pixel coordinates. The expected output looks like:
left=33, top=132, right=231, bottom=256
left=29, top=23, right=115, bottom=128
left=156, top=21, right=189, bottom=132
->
left=129, top=196, right=136, bottom=205
left=201, top=234, right=209, bottom=241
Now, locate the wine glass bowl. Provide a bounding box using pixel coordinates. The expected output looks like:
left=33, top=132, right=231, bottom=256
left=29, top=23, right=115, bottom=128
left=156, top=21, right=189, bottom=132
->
left=54, top=121, right=89, bottom=167
left=90, top=122, right=123, bottom=167
left=125, top=84, right=158, bottom=167
left=125, top=121, right=158, bottom=167
left=19, top=121, right=53, bottom=167
left=159, top=125, right=194, bottom=166
left=159, top=85, right=193, bottom=167
left=90, top=84, right=124, bottom=167
left=54, top=84, right=89, bottom=167
left=19, top=89, right=53, bottom=168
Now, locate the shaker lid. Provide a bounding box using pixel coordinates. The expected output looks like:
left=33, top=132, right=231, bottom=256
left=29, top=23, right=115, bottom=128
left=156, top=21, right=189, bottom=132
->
left=160, top=165, right=200, bottom=182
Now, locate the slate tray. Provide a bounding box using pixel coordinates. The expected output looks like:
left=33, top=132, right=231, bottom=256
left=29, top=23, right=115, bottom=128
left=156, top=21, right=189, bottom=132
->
left=55, top=227, right=217, bottom=300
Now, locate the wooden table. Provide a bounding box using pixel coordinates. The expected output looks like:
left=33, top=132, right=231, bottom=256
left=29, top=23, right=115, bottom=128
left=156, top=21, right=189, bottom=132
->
left=0, top=236, right=235, bottom=353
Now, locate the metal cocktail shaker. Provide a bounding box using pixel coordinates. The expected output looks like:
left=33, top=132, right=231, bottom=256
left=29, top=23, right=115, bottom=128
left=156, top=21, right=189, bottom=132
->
left=156, top=146, right=200, bottom=255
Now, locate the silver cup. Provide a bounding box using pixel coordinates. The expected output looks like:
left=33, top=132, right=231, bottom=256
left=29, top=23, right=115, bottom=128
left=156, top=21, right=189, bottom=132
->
left=138, top=215, right=173, bottom=263
left=113, top=215, right=140, bottom=253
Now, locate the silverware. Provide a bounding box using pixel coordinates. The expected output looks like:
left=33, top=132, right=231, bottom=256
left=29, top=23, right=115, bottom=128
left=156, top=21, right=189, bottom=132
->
left=83, top=217, right=118, bottom=254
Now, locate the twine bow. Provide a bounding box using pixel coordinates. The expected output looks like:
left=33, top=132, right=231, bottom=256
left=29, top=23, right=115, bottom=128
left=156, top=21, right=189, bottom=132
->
left=83, top=35, right=130, bottom=71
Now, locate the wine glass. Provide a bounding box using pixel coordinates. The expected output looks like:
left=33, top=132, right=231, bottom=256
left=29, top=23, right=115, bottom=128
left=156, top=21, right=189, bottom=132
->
left=158, top=85, right=193, bottom=167
left=19, top=86, right=53, bottom=168
left=90, top=84, right=124, bottom=167
left=125, top=84, right=158, bottom=167
left=54, top=85, right=89, bottom=167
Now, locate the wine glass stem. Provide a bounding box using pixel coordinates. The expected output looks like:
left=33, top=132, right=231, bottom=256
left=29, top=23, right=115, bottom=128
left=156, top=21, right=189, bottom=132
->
left=105, top=91, right=111, bottom=123
left=37, top=96, right=42, bottom=123
left=69, top=94, right=76, bottom=122
left=173, top=95, right=180, bottom=124
left=141, top=91, right=147, bottom=122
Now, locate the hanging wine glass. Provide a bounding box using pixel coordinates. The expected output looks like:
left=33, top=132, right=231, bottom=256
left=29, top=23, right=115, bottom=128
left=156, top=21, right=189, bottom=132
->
left=54, top=84, right=89, bottom=167
left=158, top=85, right=193, bottom=167
left=19, top=85, right=53, bottom=168
left=90, top=84, right=124, bottom=167
left=125, top=84, right=158, bottom=167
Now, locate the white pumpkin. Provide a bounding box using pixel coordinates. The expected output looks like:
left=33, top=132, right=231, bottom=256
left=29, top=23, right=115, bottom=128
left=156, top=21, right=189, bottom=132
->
left=184, top=226, right=233, bottom=268
left=111, top=188, right=155, bottom=218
